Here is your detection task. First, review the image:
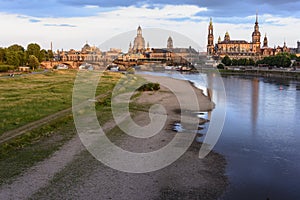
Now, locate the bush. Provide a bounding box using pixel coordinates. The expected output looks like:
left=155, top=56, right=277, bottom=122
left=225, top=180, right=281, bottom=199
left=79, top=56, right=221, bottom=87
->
left=221, top=55, right=232, bottom=66
left=138, top=82, right=160, bottom=91
left=0, top=65, right=15, bottom=72
left=217, top=63, right=225, bottom=69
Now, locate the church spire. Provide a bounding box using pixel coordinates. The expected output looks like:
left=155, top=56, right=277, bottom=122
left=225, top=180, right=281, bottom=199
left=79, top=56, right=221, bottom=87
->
left=207, top=18, right=214, bottom=55
left=137, top=25, right=142, bottom=36
left=256, top=10, right=258, bottom=24
left=263, top=33, right=268, bottom=48
left=252, top=11, right=261, bottom=53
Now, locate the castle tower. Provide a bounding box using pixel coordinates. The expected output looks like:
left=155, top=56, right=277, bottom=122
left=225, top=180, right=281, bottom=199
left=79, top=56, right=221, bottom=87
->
left=252, top=12, right=261, bottom=53
left=283, top=40, right=287, bottom=48
left=263, top=33, right=268, bottom=48
left=297, top=41, right=300, bottom=53
left=218, top=36, right=221, bottom=43
left=133, top=25, right=145, bottom=53
left=207, top=18, right=214, bottom=55
left=283, top=40, right=288, bottom=52
left=167, top=36, right=173, bottom=49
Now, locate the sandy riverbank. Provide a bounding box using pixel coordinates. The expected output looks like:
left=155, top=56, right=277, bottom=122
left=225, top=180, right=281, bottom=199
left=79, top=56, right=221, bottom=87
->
left=0, top=74, right=227, bottom=199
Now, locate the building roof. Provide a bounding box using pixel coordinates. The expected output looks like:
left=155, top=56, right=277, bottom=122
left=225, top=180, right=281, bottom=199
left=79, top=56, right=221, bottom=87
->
left=166, top=47, right=198, bottom=54
left=218, top=40, right=249, bottom=44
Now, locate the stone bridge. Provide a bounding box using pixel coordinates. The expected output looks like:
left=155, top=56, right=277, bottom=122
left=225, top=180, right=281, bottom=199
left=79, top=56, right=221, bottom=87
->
left=41, top=61, right=82, bottom=69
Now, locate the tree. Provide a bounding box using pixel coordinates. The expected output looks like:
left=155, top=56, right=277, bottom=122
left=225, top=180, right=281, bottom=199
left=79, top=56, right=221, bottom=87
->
left=232, top=59, right=238, bottom=66
left=47, top=50, right=54, bottom=61
left=0, top=48, right=6, bottom=63
left=40, top=49, right=47, bottom=62
left=256, top=53, right=292, bottom=68
left=7, top=44, right=25, bottom=52
left=7, top=44, right=26, bottom=66
left=237, top=58, right=246, bottom=66
left=28, top=55, right=40, bottom=70
left=248, top=58, right=255, bottom=66
left=26, top=43, right=42, bottom=62
left=6, top=51, right=20, bottom=67
left=221, top=55, right=232, bottom=66
left=217, top=63, right=225, bottom=69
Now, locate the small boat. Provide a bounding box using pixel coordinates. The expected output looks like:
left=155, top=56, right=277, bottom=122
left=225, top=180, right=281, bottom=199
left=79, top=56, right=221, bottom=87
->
left=165, top=66, right=174, bottom=70
left=176, top=66, right=192, bottom=72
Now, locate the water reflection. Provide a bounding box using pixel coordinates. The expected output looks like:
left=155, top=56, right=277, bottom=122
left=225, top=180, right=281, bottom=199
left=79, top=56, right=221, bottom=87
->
left=251, top=78, right=259, bottom=131
left=217, top=76, right=300, bottom=200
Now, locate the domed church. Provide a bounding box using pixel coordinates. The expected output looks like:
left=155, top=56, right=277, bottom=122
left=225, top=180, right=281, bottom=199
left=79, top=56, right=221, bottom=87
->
left=130, top=26, right=146, bottom=53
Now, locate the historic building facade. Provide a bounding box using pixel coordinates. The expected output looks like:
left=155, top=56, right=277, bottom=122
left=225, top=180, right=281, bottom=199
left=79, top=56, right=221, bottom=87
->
left=207, top=13, right=291, bottom=59
left=55, top=43, right=122, bottom=64
left=125, top=26, right=200, bottom=63
left=56, top=43, right=103, bottom=62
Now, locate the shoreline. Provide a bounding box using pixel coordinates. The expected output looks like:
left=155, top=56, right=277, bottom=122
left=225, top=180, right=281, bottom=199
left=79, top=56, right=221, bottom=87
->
left=218, top=69, right=300, bottom=80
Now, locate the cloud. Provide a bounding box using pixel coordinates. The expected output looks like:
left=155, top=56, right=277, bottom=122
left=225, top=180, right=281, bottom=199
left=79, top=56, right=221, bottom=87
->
left=97, top=4, right=207, bottom=22
left=43, top=23, right=77, bottom=27
left=29, top=19, right=41, bottom=23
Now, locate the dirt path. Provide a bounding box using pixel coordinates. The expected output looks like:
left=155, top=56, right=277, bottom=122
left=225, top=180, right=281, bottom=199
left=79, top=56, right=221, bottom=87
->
left=0, top=120, right=117, bottom=199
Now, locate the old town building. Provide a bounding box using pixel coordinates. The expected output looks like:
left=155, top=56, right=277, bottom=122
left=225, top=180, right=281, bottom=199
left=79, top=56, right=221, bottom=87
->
left=125, top=26, right=200, bottom=63
left=207, top=13, right=291, bottom=59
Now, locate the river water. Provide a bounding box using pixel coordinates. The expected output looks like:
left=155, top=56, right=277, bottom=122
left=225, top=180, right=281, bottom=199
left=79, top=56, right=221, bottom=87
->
left=137, top=71, right=300, bottom=200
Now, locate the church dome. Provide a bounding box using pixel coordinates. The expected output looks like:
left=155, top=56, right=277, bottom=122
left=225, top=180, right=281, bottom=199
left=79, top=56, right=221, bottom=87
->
left=224, top=31, right=230, bottom=41
left=82, top=43, right=91, bottom=52
left=133, top=26, right=145, bottom=52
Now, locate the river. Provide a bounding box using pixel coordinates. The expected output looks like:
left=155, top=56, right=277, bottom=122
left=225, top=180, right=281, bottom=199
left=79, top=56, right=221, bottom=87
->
left=137, top=71, right=300, bottom=200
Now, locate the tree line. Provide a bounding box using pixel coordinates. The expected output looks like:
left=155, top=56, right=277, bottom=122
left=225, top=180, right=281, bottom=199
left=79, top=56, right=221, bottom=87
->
left=220, top=53, right=300, bottom=68
left=0, top=43, right=53, bottom=71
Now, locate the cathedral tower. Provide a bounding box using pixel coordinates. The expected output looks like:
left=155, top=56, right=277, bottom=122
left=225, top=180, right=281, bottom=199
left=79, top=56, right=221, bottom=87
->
left=252, top=12, right=261, bottom=53
left=263, top=33, right=268, bottom=48
left=224, top=31, right=230, bottom=42
left=167, top=36, right=173, bottom=49
left=207, top=18, right=214, bottom=55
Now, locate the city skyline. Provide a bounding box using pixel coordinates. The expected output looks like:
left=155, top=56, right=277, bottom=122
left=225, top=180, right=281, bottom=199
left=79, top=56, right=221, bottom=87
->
left=0, top=0, right=300, bottom=51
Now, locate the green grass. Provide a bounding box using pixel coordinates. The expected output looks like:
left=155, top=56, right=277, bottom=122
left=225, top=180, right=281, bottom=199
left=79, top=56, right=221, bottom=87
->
left=0, top=70, right=125, bottom=135
left=0, top=70, right=77, bottom=134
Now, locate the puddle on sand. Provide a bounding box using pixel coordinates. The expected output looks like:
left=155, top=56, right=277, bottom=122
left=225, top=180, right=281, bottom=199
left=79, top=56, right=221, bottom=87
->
left=172, top=112, right=210, bottom=143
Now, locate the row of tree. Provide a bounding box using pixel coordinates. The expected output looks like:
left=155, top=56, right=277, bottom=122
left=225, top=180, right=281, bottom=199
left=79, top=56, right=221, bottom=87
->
left=0, top=43, right=53, bottom=69
left=221, top=53, right=300, bottom=68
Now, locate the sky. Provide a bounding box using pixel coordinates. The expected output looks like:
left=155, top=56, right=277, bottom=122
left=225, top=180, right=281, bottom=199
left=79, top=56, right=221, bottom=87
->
left=0, top=0, right=300, bottom=52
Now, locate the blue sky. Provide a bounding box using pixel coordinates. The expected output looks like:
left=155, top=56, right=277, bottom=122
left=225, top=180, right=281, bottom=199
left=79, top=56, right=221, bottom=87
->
left=0, top=0, right=299, bottom=51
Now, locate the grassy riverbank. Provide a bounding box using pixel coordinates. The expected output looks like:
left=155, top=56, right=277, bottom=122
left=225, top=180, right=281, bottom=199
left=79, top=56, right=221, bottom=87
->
left=0, top=70, right=124, bottom=184
left=0, top=70, right=77, bottom=134
left=0, top=70, right=124, bottom=135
